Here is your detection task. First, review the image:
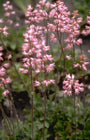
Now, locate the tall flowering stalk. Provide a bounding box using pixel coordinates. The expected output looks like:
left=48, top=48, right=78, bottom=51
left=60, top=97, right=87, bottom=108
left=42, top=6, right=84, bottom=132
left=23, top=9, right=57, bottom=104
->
left=0, top=10, right=20, bottom=136
left=0, top=18, right=11, bottom=100
left=82, top=15, right=90, bottom=36
left=20, top=21, right=55, bottom=140
left=0, top=21, right=14, bottom=135
left=2, top=1, right=29, bottom=94
left=63, top=74, right=84, bottom=139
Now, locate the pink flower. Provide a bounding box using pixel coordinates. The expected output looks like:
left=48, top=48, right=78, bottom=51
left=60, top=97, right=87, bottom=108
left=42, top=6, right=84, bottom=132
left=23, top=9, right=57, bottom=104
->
left=0, top=52, right=3, bottom=57
left=88, top=85, right=90, bottom=89
left=88, top=50, right=90, bottom=53
left=66, top=55, right=71, bottom=60
left=3, top=63, right=9, bottom=68
left=46, top=2, right=51, bottom=8
left=5, top=12, right=10, bottom=17
left=63, top=74, right=84, bottom=96
left=2, top=90, right=9, bottom=97
left=3, top=31, right=8, bottom=36
left=19, top=68, right=28, bottom=74
left=49, top=9, right=56, bottom=18
left=50, top=33, right=57, bottom=42
left=82, top=64, right=87, bottom=71
left=3, top=26, right=8, bottom=36
left=73, top=63, right=80, bottom=68
left=0, top=57, right=3, bottom=61
left=77, top=17, right=83, bottom=23
left=8, top=5, right=13, bottom=10
left=39, top=0, right=46, bottom=5
left=0, top=19, right=3, bottom=23
left=5, top=77, right=11, bottom=84
left=82, top=16, right=90, bottom=35
left=76, top=38, right=82, bottom=45
left=0, top=47, right=3, bottom=51
left=77, top=103, right=80, bottom=107
left=15, top=23, right=19, bottom=27
left=0, top=67, right=5, bottom=76
left=46, top=63, right=54, bottom=72
left=35, top=81, right=41, bottom=87
left=35, top=69, right=40, bottom=73
left=65, top=44, right=73, bottom=50
left=49, top=80, right=55, bottom=84
left=7, top=19, right=13, bottom=24
left=43, top=54, right=53, bottom=61
left=7, top=54, right=12, bottom=59
left=11, top=11, right=15, bottom=15
left=42, top=80, right=55, bottom=87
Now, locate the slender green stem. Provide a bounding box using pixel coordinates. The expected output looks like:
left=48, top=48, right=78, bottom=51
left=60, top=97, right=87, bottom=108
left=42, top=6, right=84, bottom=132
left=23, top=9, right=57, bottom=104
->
left=31, top=94, right=34, bottom=140
left=43, top=62, right=47, bottom=140
left=82, top=91, right=85, bottom=139
left=56, top=30, right=66, bottom=72
left=43, top=89, right=47, bottom=140
left=73, top=45, right=75, bottom=61
left=29, top=57, right=34, bottom=140
left=74, top=93, right=77, bottom=140
left=63, top=94, right=65, bottom=111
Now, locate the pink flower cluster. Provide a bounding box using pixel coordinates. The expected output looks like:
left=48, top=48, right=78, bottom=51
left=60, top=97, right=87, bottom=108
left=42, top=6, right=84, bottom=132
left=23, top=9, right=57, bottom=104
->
left=63, top=74, right=84, bottom=96
left=64, top=10, right=83, bottom=49
left=0, top=3, right=12, bottom=96
left=25, top=0, right=71, bottom=42
left=66, top=55, right=71, bottom=60
left=25, top=0, right=84, bottom=50
left=0, top=46, right=11, bottom=96
left=3, top=1, right=19, bottom=27
left=22, top=0, right=90, bottom=89
left=35, top=79, right=55, bottom=87
left=82, top=15, right=90, bottom=36
left=20, top=23, right=55, bottom=87
left=0, top=19, right=8, bottom=36
left=25, top=0, right=55, bottom=24
left=3, top=1, right=15, bottom=24
left=73, top=54, right=89, bottom=71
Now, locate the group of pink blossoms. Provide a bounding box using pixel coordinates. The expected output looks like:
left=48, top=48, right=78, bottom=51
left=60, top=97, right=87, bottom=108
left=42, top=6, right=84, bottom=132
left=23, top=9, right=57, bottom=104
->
left=0, top=0, right=90, bottom=97
left=19, top=24, right=55, bottom=87
left=63, top=74, right=84, bottom=96
left=0, top=45, right=11, bottom=96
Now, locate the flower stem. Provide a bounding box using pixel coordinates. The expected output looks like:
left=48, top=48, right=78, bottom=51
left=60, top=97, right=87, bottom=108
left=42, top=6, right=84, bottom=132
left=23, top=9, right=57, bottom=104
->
left=29, top=57, right=34, bottom=140
left=31, top=94, right=34, bottom=140
left=43, top=89, right=47, bottom=140
left=74, top=93, right=77, bottom=140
